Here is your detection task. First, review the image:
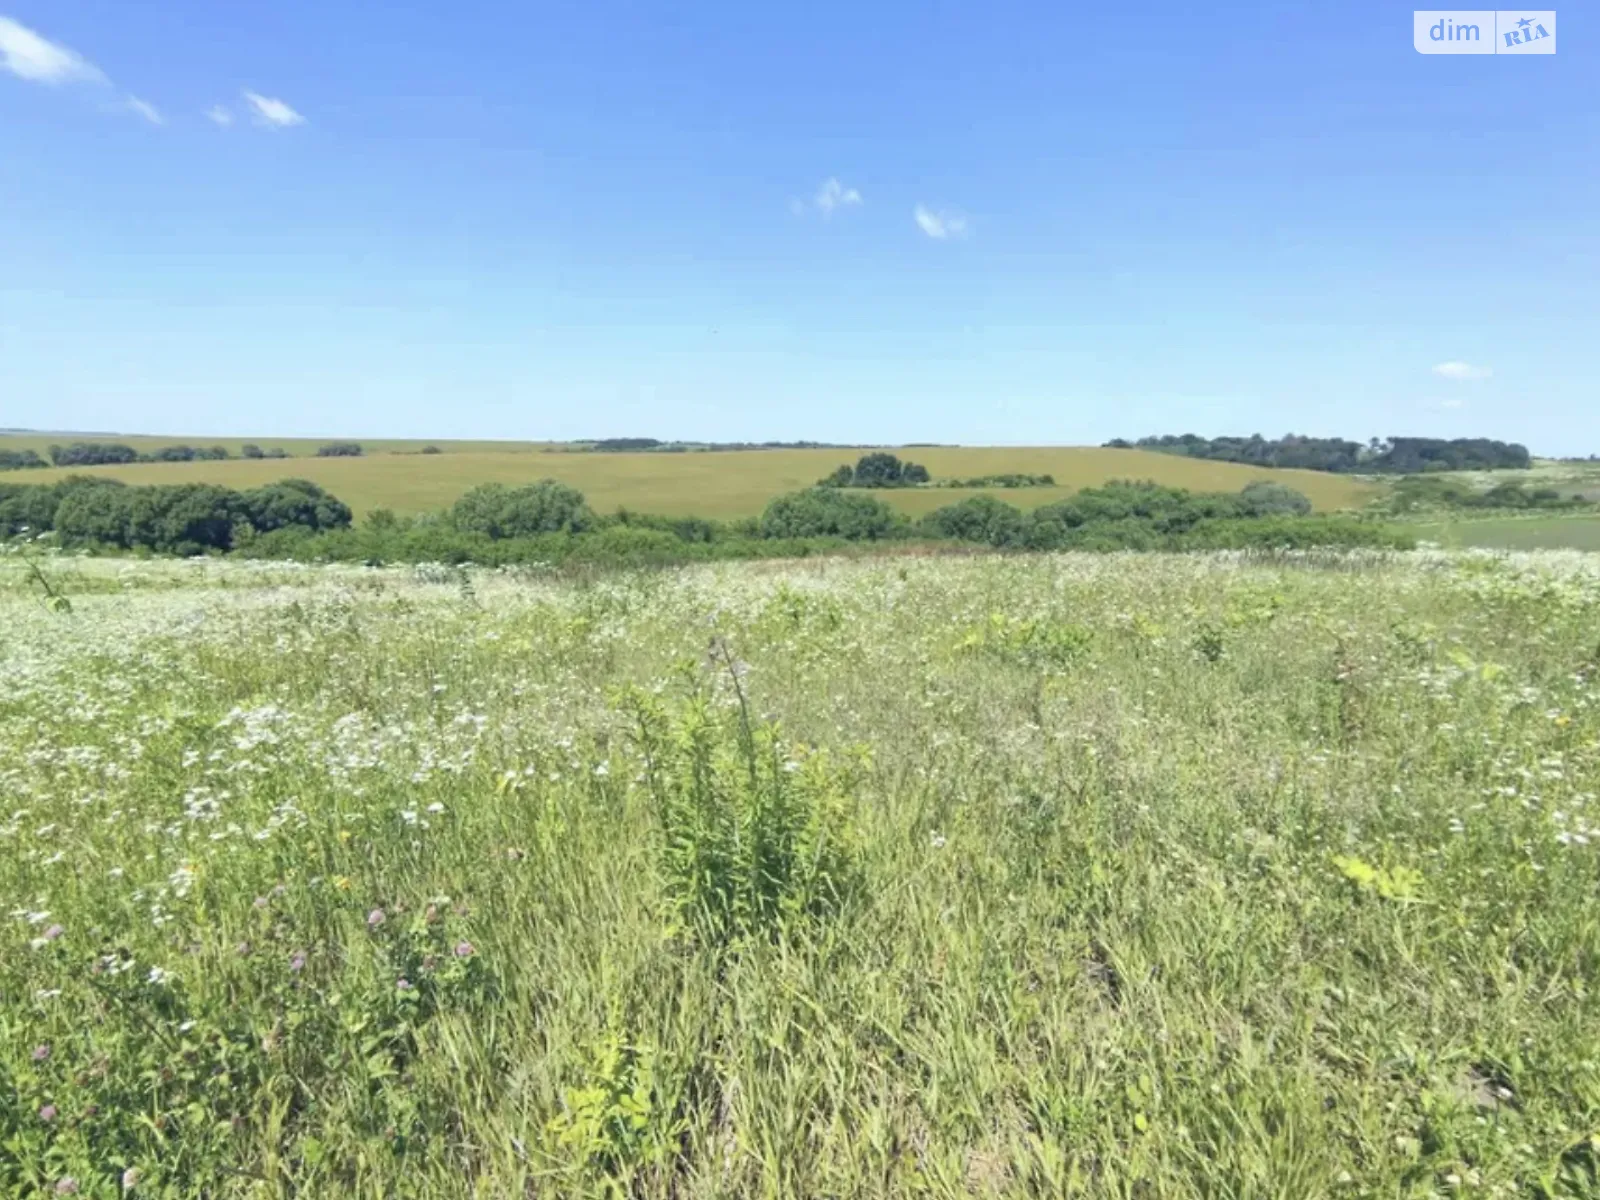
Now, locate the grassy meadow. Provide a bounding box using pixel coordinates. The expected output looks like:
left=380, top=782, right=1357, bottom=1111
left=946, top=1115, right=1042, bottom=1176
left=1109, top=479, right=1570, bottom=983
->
left=3, top=440, right=1377, bottom=519
left=3, top=549, right=1599, bottom=1197
left=1422, top=462, right=1600, bottom=504
left=1408, top=514, right=1600, bottom=553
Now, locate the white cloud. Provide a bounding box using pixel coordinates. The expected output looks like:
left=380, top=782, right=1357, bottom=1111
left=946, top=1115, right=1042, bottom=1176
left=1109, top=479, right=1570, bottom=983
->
left=1, top=17, right=165, bottom=131
left=914, top=204, right=968, bottom=240
left=207, top=104, right=234, bottom=126
left=814, top=177, right=862, bottom=216
left=1432, top=361, right=1493, bottom=381
left=243, top=90, right=305, bottom=128
left=126, top=95, right=162, bottom=124
left=0, top=16, right=107, bottom=85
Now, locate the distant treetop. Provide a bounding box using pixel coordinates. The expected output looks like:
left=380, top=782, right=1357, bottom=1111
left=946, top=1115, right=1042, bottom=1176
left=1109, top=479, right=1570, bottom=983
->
left=0, top=449, right=49, bottom=472
left=578, top=439, right=882, bottom=453
left=1107, top=434, right=1531, bottom=474
left=816, top=452, right=930, bottom=488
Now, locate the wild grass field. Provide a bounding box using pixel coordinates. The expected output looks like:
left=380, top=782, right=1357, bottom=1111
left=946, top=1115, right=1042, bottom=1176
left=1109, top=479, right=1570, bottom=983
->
left=1425, top=463, right=1600, bottom=504
left=3, top=549, right=1598, bottom=1197
left=5, top=442, right=1377, bottom=519
left=1409, top=514, right=1600, bottom=553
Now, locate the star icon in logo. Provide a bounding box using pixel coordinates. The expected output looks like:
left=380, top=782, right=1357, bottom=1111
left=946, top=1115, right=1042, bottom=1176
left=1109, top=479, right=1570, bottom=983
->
left=1517, top=16, right=1533, bottom=28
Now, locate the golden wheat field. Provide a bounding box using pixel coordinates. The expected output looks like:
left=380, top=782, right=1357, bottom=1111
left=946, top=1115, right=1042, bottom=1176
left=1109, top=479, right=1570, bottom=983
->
left=2, top=439, right=1378, bottom=518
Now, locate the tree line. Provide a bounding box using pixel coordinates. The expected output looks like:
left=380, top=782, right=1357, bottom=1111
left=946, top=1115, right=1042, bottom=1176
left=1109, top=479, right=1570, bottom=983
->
left=1380, top=475, right=1596, bottom=514
left=815, top=453, right=1051, bottom=490
left=0, top=477, right=352, bottom=554
left=1106, top=434, right=1532, bottom=474
left=931, top=473, right=1055, bottom=488
left=577, top=439, right=911, bottom=453
left=3, top=473, right=1414, bottom=564
left=0, top=441, right=375, bottom=472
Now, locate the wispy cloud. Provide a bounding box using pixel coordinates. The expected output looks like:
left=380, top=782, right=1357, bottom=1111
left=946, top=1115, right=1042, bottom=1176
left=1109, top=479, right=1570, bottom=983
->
left=814, top=177, right=861, bottom=216
left=1432, top=361, right=1493, bottom=381
left=792, top=177, right=861, bottom=218
left=243, top=90, right=305, bottom=128
left=913, top=204, right=968, bottom=240
left=1, top=17, right=167, bottom=130
left=0, top=16, right=107, bottom=86
left=207, top=104, right=234, bottom=126
left=126, top=95, right=162, bottom=125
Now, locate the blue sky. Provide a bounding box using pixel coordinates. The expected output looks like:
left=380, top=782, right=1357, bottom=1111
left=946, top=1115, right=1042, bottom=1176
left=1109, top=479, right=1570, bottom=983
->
left=1, top=2, right=1594, bottom=451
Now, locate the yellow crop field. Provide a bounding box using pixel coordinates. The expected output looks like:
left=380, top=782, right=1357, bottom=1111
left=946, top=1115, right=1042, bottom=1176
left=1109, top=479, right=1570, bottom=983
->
left=4, top=440, right=1378, bottom=517
left=0, top=434, right=559, bottom=458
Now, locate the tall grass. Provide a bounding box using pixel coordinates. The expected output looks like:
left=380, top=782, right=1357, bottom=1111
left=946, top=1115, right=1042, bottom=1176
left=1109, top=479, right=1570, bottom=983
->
left=2, top=550, right=1598, bottom=1196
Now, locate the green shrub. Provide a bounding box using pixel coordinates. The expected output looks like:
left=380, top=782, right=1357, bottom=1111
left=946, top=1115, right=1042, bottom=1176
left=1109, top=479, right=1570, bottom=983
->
left=123, top=484, right=244, bottom=554
left=935, top=472, right=1055, bottom=488
left=240, top=479, right=353, bottom=533
left=53, top=481, right=137, bottom=548
left=817, top=452, right=930, bottom=488
left=451, top=481, right=595, bottom=538
left=148, top=444, right=200, bottom=462
left=608, top=510, right=722, bottom=543
left=547, top=1032, right=686, bottom=1190
left=1176, top=516, right=1413, bottom=551
left=621, top=663, right=861, bottom=948
left=0, top=478, right=103, bottom=535
left=47, top=441, right=139, bottom=467
left=16, top=476, right=355, bottom=552
left=920, top=495, right=1028, bottom=547
left=0, top=449, right=47, bottom=471
left=759, top=489, right=900, bottom=540
left=1239, top=481, right=1313, bottom=516
left=568, top=526, right=686, bottom=566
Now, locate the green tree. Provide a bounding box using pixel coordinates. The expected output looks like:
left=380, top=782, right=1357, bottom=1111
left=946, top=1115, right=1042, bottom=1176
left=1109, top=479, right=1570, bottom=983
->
left=759, top=489, right=899, bottom=540
left=920, top=495, right=1027, bottom=547
left=0, top=449, right=48, bottom=471
left=53, top=482, right=136, bottom=547
left=849, top=452, right=910, bottom=487
left=125, top=484, right=244, bottom=553
left=1238, top=481, right=1312, bottom=516
left=48, top=441, right=139, bottom=467
left=451, top=480, right=595, bottom=538
left=0, top=482, right=73, bottom=534
left=241, top=479, right=354, bottom=533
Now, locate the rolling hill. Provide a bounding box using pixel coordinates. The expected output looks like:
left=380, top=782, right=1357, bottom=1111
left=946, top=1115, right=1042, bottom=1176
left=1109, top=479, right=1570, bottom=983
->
left=1, top=438, right=1379, bottom=518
